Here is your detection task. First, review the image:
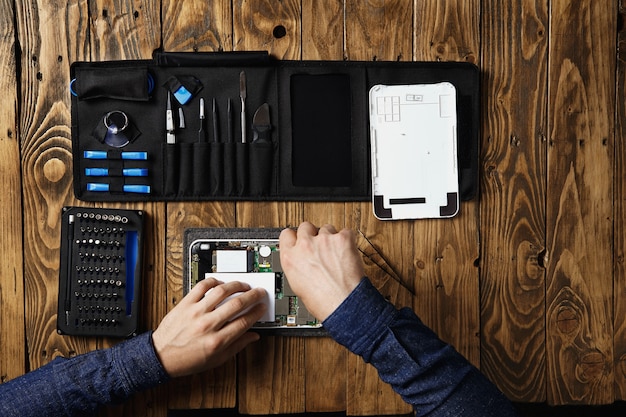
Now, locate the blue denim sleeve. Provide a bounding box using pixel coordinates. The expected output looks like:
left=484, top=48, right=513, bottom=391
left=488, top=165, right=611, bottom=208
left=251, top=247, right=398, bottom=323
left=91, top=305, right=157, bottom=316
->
left=0, top=331, right=169, bottom=417
left=323, top=278, right=520, bottom=417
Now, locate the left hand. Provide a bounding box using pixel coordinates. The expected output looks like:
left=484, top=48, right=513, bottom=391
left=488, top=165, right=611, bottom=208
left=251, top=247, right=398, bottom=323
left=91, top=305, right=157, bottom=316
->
left=152, top=278, right=267, bottom=378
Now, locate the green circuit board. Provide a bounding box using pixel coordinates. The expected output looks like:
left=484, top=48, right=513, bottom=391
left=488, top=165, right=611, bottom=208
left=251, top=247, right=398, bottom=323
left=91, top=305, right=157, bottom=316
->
left=188, top=239, right=319, bottom=328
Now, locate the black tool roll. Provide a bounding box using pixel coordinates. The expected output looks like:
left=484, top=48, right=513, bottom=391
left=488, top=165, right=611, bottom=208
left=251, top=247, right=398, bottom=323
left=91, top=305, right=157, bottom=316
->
left=70, top=50, right=479, bottom=202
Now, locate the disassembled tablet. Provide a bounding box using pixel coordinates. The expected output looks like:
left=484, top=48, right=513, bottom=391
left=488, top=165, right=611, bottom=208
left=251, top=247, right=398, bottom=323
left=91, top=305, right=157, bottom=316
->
left=184, top=228, right=323, bottom=335
left=369, top=82, right=459, bottom=220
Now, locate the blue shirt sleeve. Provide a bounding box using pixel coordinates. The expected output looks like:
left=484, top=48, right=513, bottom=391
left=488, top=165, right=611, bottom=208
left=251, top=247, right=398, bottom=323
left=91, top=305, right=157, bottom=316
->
left=323, top=277, right=520, bottom=417
left=0, top=331, right=169, bottom=417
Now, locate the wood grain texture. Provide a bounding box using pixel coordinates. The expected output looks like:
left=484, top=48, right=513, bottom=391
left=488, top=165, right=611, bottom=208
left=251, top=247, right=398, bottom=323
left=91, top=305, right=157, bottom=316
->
left=414, top=0, right=478, bottom=64
left=480, top=0, right=549, bottom=402
left=412, top=0, right=480, bottom=369
left=162, top=0, right=232, bottom=52
left=234, top=200, right=306, bottom=415
left=302, top=0, right=344, bottom=61
left=6, top=0, right=626, bottom=413
left=301, top=0, right=348, bottom=412
left=88, top=0, right=160, bottom=61
left=17, top=0, right=94, bottom=373
left=160, top=0, right=238, bottom=410
left=344, top=3, right=413, bottom=414
left=615, top=0, right=626, bottom=401
left=233, top=2, right=306, bottom=413
left=233, top=0, right=301, bottom=59
left=345, top=0, right=412, bottom=62
left=546, top=0, right=616, bottom=405
left=166, top=202, right=237, bottom=410
left=0, top=0, right=25, bottom=385
left=80, top=2, right=165, bottom=416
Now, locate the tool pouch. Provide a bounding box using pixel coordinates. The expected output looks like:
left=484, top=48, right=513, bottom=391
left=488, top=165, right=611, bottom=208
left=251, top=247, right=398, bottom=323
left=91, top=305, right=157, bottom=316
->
left=70, top=50, right=479, bottom=202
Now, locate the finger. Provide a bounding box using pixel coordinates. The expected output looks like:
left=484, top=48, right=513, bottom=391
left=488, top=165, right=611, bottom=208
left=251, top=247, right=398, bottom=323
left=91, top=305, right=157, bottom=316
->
left=202, top=281, right=253, bottom=311
left=338, top=227, right=358, bottom=244
left=296, top=221, right=319, bottom=238
left=209, top=287, right=267, bottom=327
left=279, top=227, right=297, bottom=248
left=318, top=224, right=338, bottom=234
left=220, top=302, right=267, bottom=339
left=184, top=277, right=222, bottom=304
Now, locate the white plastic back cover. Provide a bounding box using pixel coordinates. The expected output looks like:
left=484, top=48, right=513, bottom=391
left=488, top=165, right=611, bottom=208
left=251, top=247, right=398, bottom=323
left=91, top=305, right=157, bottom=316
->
left=369, top=82, right=459, bottom=220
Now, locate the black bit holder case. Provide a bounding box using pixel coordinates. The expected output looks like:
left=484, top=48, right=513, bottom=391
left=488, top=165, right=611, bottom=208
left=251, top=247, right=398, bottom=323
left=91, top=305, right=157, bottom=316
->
left=70, top=50, right=479, bottom=202
left=57, top=207, right=144, bottom=338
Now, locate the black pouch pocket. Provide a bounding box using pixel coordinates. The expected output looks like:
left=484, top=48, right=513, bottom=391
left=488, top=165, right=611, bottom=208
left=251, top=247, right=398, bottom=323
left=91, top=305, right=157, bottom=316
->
left=248, top=142, right=274, bottom=196
left=235, top=143, right=249, bottom=196
left=74, top=67, right=153, bottom=101
left=163, top=144, right=179, bottom=197
left=178, top=143, right=194, bottom=196
left=193, top=143, right=211, bottom=195
left=209, top=142, right=223, bottom=195
left=223, top=142, right=236, bottom=196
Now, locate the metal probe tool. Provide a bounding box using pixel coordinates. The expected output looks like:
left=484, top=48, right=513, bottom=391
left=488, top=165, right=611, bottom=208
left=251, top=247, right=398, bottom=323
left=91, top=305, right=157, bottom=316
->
left=240, top=70, right=247, bottom=143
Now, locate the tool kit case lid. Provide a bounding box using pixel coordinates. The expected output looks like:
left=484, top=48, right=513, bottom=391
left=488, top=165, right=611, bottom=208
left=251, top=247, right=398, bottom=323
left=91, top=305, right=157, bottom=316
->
left=69, top=50, right=479, bottom=203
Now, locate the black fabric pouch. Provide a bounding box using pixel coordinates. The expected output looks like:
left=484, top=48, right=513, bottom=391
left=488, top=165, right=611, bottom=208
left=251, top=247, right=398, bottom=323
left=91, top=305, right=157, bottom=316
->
left=70, top=51, right=479, bottom=203
left=73, top=66, right=152, bottom=101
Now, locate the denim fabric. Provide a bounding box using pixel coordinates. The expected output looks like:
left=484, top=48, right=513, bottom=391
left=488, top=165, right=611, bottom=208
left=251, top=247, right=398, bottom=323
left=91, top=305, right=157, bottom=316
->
left=0, top=331, right=168, bottom=417
left=0, top=279, right=520, bottom=417
left=323, top=278, right=521, bottom=417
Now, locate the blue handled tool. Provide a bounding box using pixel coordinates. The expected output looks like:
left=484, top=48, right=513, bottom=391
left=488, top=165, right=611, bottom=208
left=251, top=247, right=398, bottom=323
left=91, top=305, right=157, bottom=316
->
left=87, top=183, right=151, bottom=194
left=83, top=150, right=148, bottom=160
left=85, top=168, right=148, bottom=177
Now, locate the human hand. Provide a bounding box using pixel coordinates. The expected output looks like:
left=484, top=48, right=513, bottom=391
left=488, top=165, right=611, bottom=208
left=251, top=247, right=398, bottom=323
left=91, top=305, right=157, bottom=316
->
left=152, top=278, right=267, bottom=378
left=279, top=222, right=365, bottom=322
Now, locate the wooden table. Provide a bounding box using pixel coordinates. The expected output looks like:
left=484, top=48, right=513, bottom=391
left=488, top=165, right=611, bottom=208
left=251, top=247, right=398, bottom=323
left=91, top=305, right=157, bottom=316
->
left=1, top=1, right=625, bottom=415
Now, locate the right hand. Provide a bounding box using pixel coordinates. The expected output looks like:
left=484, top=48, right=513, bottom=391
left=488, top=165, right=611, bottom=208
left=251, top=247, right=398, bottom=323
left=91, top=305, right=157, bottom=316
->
left=279, top=222, right=365, bottom=322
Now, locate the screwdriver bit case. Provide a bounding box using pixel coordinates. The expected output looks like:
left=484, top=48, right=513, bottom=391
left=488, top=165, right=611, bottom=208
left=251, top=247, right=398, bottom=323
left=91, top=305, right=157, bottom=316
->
left=70, top=50, right=479, bottom=202
left=57, top=207, right=144, bottom=337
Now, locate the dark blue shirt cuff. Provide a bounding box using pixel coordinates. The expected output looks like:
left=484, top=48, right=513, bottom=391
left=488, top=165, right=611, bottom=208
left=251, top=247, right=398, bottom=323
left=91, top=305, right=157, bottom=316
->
left=322, top=277, right=397, bottom=359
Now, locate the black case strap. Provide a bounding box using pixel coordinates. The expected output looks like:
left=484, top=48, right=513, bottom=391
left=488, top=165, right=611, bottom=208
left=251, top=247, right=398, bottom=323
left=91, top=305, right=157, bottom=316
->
left=153, top=50, right=272, bottom=67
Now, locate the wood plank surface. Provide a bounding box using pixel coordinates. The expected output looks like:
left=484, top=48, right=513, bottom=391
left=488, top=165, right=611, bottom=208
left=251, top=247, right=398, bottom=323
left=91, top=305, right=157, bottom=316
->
left=480, top=0, right=549, bottom=402
left=160, top=0, right=238, bottom=410
left=546, top=0, right=616, bottom=405
left=344, top=1, right=414, bottom=414
left=413, top=0, right=481, bottom=367
left=0, top=0, right=24, bottom=385
left=3, top=0, right=626, bottom=415
left=166, top=202, right=238, bottom=410
left=301, top=0, right=348, bottom=413
left=615, top=0, right=626, bottom=401
left=232, top=1, right=306, bottom=414
left=83, top=2, right=165, bottom=417
left=17, top=0, right=94, bottom=373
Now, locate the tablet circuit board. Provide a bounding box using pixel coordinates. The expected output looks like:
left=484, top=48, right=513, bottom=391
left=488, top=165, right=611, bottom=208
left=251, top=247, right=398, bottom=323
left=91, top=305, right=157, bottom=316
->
left=188, top=237, right=321, bottom=330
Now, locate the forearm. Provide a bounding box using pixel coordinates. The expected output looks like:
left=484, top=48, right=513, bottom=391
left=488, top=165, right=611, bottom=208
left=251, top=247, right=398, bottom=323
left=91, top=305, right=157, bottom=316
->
left=0, top=332, right=168, bottom=417
left=323, top=278, right=520, bottom=417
